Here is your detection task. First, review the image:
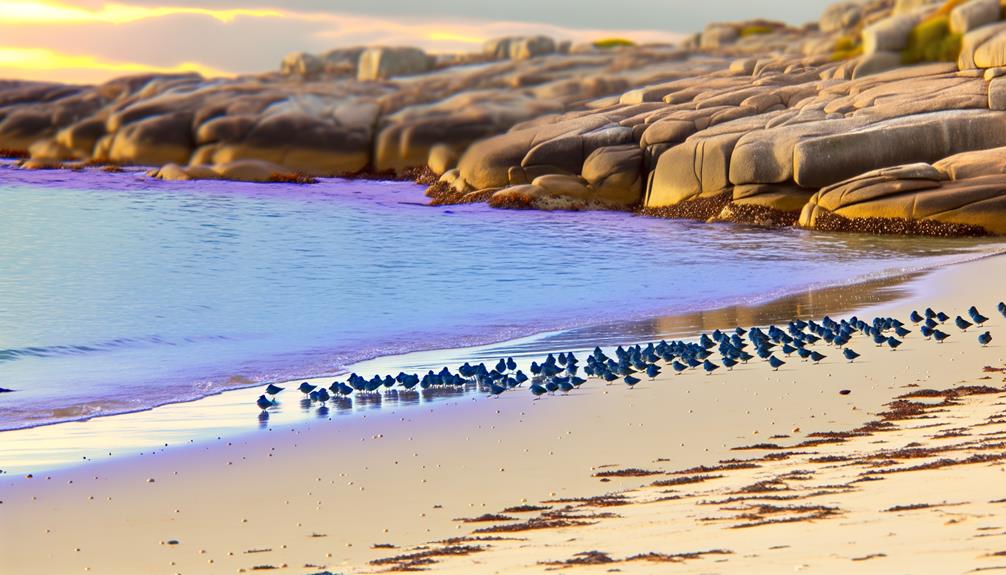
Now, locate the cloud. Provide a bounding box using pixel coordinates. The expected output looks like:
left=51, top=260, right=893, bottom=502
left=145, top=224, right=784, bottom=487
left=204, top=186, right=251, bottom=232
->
left=0, top=45, right=230, bottom=83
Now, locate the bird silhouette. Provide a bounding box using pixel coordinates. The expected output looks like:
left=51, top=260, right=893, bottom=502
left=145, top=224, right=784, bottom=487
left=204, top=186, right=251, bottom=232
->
left=886, top=337, right=902, bottom=351
left=933, top=330, right=950, bottom=343
left=955, top=316, right=973, bottom=332
left=810, top=351, right=826, bottom=364
left=969, top=306, right=989, bottom=326
left=530, top=384, right=547, bottom=398
left=768, top=355, right=785, bottom=371
left=298, top=382, right=317, bottom=395
left=703, top=360, right=720, bottom=375
left=256, top=395, right=275, bottom=411
left=843, top=348, right=860, bottom=363
left=979, top=331, right=993, bottom=346
left=624, top=375, right=641, bottom=388
left=265, top=384, right=284, bottom=396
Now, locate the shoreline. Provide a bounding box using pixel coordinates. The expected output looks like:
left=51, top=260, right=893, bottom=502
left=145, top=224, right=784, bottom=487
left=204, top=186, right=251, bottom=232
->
left=1, top=231, right=1000, bottom=439
left=0, top=250, right=997, bottom=476
left=1, top=254, right=1004, bottom=574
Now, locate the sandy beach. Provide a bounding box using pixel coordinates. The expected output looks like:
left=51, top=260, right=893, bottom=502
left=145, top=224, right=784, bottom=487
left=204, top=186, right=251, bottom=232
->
left=1, top=253, right=1003, bottom=574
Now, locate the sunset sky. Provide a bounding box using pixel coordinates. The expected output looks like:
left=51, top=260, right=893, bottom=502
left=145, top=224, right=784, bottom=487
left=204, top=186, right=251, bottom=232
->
left=1, top=0, right=835, bottom=84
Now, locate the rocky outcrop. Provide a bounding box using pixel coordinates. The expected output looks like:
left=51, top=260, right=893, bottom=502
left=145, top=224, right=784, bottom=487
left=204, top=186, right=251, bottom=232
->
left=7, top=0, right=1006, bottom=235
left=150, top=159, right=317, bottom=183
left=799, top=157, right=1006, bottom=235
left=357, top=47, right=434, bottom=81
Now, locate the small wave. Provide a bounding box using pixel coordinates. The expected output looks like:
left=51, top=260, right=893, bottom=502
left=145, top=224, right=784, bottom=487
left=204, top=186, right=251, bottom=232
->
left=0, top=334, right=232, bottom=363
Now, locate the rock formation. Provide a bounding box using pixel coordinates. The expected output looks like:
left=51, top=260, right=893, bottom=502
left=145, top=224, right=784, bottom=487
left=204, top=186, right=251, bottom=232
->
left=5, top=0, right=1006, bottom=235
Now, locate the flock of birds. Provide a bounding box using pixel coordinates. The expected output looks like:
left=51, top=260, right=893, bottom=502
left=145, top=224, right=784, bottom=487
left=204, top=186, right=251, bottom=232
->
left=255, top=302, right=1005, bottom=412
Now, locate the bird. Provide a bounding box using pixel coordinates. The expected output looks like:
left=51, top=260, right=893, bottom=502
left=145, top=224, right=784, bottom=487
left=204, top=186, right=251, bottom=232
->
left=530, top=384, right=547, bottom=398
left=909, top=310, right=924, bottom=323
left=810, top=351, right=826, bottom=364
left=265, top=384, right=284, bottom=396
left=671, top=361, right=687, bottom=375
left=645, top=364, right=661, bottom=379
left=955, top=316, right=973, bottom=332
left=979, top=331, right=993, bottom=346
left=702, top=360, right=720, bottom=375
left=886, top=337, right=902, bottom=351
left=256, top=395, right=274, bottom=411
left=933, top=330, right=950, bottom=343
left=489, top=382, right=506, bottom=398
left=722, top=357, right=738, bottom=370
left=999, top=302, right=1006, bottom=317
left=969, top=306, right=990, bottom=326
left=768, top=355, right=785, bottom=371
left=624, top=375, right=641, bottom=388
left=298, top=382, right=317, bottom=395
left=842, top=348, right=860, bottom=363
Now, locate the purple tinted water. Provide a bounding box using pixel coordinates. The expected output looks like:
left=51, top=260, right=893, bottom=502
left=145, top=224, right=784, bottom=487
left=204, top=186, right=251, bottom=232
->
left=0, top=165, right=996, bottom=430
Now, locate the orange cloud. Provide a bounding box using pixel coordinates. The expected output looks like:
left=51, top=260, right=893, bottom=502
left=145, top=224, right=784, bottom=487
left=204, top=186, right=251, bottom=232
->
left=0, top=45, right=231, bottom=82
left=0, top=1, right=282, bottom=24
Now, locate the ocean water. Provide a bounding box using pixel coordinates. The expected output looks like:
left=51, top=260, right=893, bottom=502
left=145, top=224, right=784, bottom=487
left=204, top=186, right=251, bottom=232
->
left=0, top=166, right=997, bottom=430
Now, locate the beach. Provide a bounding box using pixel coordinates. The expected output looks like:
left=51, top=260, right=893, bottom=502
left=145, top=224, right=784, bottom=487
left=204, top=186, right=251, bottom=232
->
left=2, top=253, right=1004, bottom=574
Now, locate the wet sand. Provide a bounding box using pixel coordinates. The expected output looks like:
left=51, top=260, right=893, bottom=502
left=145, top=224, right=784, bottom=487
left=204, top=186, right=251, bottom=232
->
left=1, top=254, right=1004, bottom=574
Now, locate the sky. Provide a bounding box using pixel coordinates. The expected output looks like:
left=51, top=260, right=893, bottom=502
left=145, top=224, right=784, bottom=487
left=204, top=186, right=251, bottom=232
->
left=0, top=0, right=837, bottom=84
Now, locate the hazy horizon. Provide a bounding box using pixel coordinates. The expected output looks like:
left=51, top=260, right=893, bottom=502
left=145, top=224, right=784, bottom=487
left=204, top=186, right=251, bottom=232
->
left=0, top=0, right=837, bottom=84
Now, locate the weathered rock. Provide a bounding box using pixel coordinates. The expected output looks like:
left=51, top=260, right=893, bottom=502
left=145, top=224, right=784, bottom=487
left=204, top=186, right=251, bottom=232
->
left=863, top=12, right=924, bottom=55
left=820, top=2, right=863, bottom=33
left=510, top=36, right=557, bottom=60
left=357, top=47, right=433, bottom=81
left=894, top=0, right=942, bottom=15
left=281, top=52, right=323, bottom=77
left=581, top=145, right=644, bottom=206
left=950, top=0, right=1002, bottom=36
left=428, top=144, right=460, bottom=176
left=853, top=51, right=903, bottom=78
left=933, top=146, right=1006, bottom=179
left=793, top=110, right=1006, bottom=188
left=701, top=24, right=739, bottom=49
left=152, top=159, right=313, bottom=183
left=104, top=112, right=193, bottom=166
left=800, top=162, right=1006, bottom=235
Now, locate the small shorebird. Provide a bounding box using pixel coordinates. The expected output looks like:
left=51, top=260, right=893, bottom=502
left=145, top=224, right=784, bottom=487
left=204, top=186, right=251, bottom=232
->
left=979, top=331, right=993, bottom=347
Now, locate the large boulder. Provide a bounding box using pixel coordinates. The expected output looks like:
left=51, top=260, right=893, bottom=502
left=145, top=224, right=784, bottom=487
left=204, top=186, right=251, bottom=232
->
left=280, top=52, right=323, bottom=78
left=580, top=145, right=644, bottom=206
left=820, top=2, right=863, bottom=33
left=792, top=110, right=1006, bottom=188
left=862, top=12, right=925, bottom=55
left=510, top=36, right=557, bottom=60
left=103, top=112, right=193, bottom=166
left=700, top=24, right=739, bottom=49
left=950, top=0, right=1002, bottom=35
left=357, top=47, right=433, bottom=81
left=799, top=162, right=1006, bottom=235
left=894, top=0, right=942, bottom=15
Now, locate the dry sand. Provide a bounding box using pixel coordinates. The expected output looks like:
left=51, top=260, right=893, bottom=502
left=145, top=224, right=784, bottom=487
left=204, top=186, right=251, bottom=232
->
left=1, top=254, right=1004, bottom=574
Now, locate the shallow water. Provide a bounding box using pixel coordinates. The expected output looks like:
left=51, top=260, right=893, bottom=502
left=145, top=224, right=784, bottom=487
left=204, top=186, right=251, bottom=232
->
left=0, top=166, right=998, bottom=430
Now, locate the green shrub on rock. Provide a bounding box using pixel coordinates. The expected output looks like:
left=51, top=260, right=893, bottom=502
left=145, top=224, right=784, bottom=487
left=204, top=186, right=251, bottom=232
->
left=592, top=38, right=635, bottom=49
left=832, top=35, right=864, bottom=60
left=901, top=14, right=962, bottom=64
left=739, top=25, right=775, bottom=37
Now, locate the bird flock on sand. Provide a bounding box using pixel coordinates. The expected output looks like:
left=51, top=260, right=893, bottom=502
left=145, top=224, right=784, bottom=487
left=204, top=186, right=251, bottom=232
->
left=255, top=302, right=1004, bottom=412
